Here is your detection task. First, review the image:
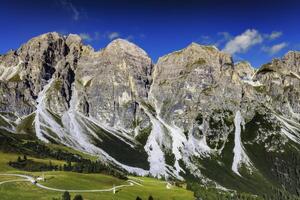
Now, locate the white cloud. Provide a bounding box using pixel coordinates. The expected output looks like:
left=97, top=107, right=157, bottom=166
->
left=223, top=29, right=263, bottom=55
left=262, top=42, right=288, bottom=55
left=198, top=32, right=231, bottom=47
left=108, top=32, right=120, bottom=40
left=266, top=31, right=282, bottom=40
left=60, top=0, right=80, bottom=21
left=79, top=33, right=93, bottom=42
left=218, top=32, right=231, bottom=40
left=77, top=31, right=140, bottom=42
left=213, top=32, right=232, bottom=47
left=200, top=35, right=213, bottom=45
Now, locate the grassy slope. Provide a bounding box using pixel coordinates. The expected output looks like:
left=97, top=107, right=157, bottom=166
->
left=0, top=152, right=65, bottom=172
left=189, top=131, right=272, bottom=196
left=0, top=152, right=194, bottom=200
left=182, top=113, right=300, bottom=199
left=45, top=143, right=98, bottom=161
left=242, top=113, right=300, bottom=197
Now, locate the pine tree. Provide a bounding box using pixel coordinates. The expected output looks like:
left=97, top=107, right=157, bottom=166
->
left=62, top=191, right=71, bottom=200
left=148, top=195, right=154, bottom=200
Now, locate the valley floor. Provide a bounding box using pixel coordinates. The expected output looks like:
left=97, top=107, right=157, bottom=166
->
left=0, top=152, right=194, bottom=200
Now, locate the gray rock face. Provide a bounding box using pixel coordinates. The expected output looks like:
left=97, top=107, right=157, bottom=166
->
left=75, top=39, right=153, bottom=131
left=255, top=51, right=300, bottom=117
left=234, top=61, right=254, bottom=80
left=0, top=32, right=82, bottom=116
left=149, top=43, right=240, bottom=127
left=1, top=32, right=300, bottom=185
left=148, top=44, right=244, bottom=156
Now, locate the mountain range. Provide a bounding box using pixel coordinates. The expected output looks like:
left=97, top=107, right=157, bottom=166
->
left=1, top=32, right=300, bottom=199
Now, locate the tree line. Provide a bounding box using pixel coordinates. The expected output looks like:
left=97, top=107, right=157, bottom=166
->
left=8, top=154, right=127, bottom=180
left=52, top=191, right=83, bottom=200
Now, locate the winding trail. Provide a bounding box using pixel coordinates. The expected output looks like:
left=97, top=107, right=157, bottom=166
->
left=0, top=179, right=29, bottom=185
left=0, top=173, right=140, bottom=193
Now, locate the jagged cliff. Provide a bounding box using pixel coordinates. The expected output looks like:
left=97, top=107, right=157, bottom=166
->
left=1, top=32, right=300, bottom=196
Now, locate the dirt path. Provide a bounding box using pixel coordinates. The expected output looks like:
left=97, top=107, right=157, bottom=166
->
left=0, top=173, right=140, bottom=193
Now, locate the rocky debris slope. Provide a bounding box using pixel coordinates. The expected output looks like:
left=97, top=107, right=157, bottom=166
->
left=1, top=33, right=300, bottom=194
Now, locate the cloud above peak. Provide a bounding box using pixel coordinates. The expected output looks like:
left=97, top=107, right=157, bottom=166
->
left=221, top=29, right=285, bottom=55
left=59, top=0, right=81, bottom=21
left=108, top=32, right=120, bottom=40
left=266, top=31, right=282, bottom=40
left=79, top=33, right=93, bottom=42
left=262, top=42, right=288, bottom=55
left=77, top=31, right=143, bottom=43
left=223, top=29, right=263, bottom=55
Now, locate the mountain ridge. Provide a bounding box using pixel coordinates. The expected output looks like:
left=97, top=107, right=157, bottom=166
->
left=3, top=31, right=297, bottom=71
left=1, top=32, right=300, bottom=198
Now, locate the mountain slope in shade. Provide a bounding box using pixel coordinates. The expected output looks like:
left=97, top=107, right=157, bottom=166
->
left=1, top=32, right=300, bottom=198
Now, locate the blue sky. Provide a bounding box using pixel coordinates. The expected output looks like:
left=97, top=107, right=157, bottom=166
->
left=1, top=0, right=300, bottom=67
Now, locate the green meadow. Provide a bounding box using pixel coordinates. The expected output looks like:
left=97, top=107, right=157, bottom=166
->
left=0, top=152, right=194, bottom=200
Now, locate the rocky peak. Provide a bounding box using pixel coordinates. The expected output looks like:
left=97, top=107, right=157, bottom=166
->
left=0, top=32, right=84, bottom=116
left=187, top=42, right=219, bottom=51
left=149, top=42, right=240, bottom=131
left=66, top=33, right=83, bottom=45
left=256, top=51, right=300, bottom=76
left=282, top=51, right=300, bottom=72
left=71, top=37, right=153, bottom=130
left=158, top=42, right=230, bottom=65
left=104, top=39, right=149, bottom=59
left=283, top=50, right=300, bottom=61
left=17, top=32, right=64, bottom=54
left=248, top=51, right=300, bottom=125
left=234, top=61, right=254, bottom=80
